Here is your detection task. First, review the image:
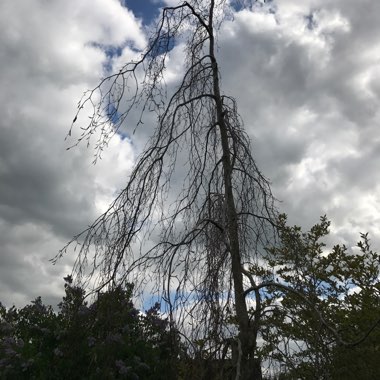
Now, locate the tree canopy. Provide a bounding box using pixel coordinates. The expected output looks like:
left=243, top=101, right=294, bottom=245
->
left=0, top=278, right=180, bottom=380
left=48, top=1, right=380, bottom=379
left=57, top=1, right=277, bottom=378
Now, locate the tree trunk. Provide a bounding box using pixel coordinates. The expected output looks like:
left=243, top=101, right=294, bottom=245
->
left=208, top=2, right=259, bottom=379
left=64, top=1, right=276, bottom=378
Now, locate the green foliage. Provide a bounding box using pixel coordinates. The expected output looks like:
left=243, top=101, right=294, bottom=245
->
left=262, top=215, right=380, bottom=379
left=0, top=277, right=180, bottom=380
left=2, top=216, right=379, bottom=379
left=0, top=298, right=59, bottom=379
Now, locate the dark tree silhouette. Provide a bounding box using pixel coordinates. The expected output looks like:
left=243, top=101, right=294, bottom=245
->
left=56, top=1, right=278, bottom=378
left=0, top=279, right=180, bottom=379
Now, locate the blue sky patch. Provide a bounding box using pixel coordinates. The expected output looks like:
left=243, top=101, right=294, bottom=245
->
left=122, top=0, right=163, bottom=25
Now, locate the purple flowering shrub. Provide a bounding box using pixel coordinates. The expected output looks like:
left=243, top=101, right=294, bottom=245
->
left=0, top=277, right=181, bottom=379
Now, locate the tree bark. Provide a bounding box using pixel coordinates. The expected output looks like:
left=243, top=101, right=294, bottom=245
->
left=208, top=2, right=258, bottom=378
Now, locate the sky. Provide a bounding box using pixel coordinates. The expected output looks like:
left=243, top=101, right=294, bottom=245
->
left=1, top=0, right=380, bottom=308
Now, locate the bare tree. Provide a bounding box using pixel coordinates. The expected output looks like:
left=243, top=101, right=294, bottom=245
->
left=56, top=1, right=277, bottom=378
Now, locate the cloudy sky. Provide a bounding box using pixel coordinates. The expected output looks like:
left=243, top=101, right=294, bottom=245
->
left=1, top=0, right=380, bottom=308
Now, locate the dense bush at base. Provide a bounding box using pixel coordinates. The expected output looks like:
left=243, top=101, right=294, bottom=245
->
left=2, top=217, right=380, bottom=380
left=0, top=277, right=180, bottom=380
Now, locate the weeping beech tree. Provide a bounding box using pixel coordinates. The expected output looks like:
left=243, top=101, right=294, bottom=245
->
left=56, top=1, right=278, bottom=378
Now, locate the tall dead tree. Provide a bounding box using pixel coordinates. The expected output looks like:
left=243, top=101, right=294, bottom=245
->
left=57, top=1, right=277, bottom=378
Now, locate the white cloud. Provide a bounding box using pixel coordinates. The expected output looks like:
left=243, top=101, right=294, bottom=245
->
left=218, top=0, right=380, bottom=240
left=0, top=0, right=144, bottom=306
left=1, top=0, right=380, bottom=308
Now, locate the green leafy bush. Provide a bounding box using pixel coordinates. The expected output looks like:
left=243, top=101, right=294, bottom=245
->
left=0, top=278, right=180, bottom=380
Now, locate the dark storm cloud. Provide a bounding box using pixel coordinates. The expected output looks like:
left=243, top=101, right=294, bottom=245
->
left=0, top=123, right=96, bottom=238
left=1, top=0, right=380, bottom=308
left=0, top=0, right=142, bottom=307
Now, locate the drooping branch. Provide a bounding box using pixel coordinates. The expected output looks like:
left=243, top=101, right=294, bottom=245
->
left=58, top=2, right=278, bottom=379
